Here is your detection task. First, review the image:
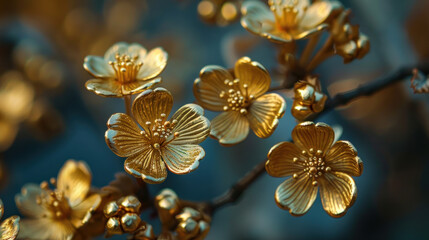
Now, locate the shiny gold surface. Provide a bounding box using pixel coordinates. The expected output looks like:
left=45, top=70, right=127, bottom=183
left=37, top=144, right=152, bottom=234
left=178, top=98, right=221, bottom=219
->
left=0, top=199, right=20, bottom=240
left=266, top=122, right=363, bottom=217
left=103, top=195, right=143, bottom=237
left=105, top=88, right=211, bottom=183
left=241, top=0, right=342, bottom=43
left=292, top=76, right=327, bottom=121
left=15, top=160, right=101, bottom=239
left=193, top=56, right=285, bottom=145
left=84, top=42, right=167, bottom=97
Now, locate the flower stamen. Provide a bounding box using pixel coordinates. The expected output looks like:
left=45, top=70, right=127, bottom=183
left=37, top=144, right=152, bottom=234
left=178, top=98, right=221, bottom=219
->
left=109, top=53, right=143, bottom=83
left=219, top=79, right=251, bottom=114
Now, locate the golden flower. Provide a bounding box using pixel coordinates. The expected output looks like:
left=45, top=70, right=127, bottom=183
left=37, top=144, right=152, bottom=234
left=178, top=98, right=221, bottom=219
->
left=84, top=42, right=167, bottom=97
left=241, top=0, right=342, bottom=43
left=266, top=122, right=363, bottom=217
left=15, top=160, right=102, bottom=239
left=291, top=77, right=327, bottom=121
left=193, top=57, right=285, bottom=145
left=105, top=88, right=210, bottom=184
left=331, top=10, right=370, bottom=63
left=0, top=199, right=20, bottom=240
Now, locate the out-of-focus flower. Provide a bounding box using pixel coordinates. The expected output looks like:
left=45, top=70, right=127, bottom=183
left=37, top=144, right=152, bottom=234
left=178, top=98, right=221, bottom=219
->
left=194, top=56, right=285, bottom=145
left=84, top=42, right=167, bottom=97
left=105, top=88, right=210, bottom=184
left=0, top=199, right=20, bottom=240
left=241, top=0, right=342, bottom=43
left=15, top=160, right=101, bottom=239
left=330, top=10, right=370, bottom=63
left=410, top=69, right=429, bottom=94
left=154, top=189, right=210, bottom=240
left=198, top=0, right=242, bottom=26
left=104, top=195, right=149, bottom=237
left=292, top=76, right=327, bottom=121
left=0, top=71, right=35, bottom=152
left=266, top=122, right=363, bottom=217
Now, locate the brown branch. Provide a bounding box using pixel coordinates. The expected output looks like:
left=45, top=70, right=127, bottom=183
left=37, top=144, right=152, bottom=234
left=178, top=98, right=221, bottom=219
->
left=205, top=63, right=429, bottom=215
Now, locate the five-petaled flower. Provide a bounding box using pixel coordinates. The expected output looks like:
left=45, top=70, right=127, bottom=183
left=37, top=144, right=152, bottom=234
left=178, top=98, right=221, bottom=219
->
left=84, top=42, right=168, bottom=97
left=193, top=56, right=286, bottom=145
left=241, top=0, right=342, bottom=43
left=15, top=160, right=101, bottom=239
left=266, top=122, right=363, bottom=217
left=105, top=88, right=211, bottom=184
left=0, top=199, right=20, bottom=240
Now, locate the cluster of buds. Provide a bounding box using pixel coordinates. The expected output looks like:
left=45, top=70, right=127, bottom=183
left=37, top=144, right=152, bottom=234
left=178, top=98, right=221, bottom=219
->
left=104, top=195, right=154, bottom=238
left=330, top=10, right=370, bottom=63
left=197, top=0, right=241, bottom=26
left=292, top=76, right=327, bottom=121
left=154, top=189, right=211, bottom=240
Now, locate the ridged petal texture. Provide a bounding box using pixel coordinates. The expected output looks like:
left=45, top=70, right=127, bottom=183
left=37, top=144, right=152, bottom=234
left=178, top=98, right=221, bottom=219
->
left=248, top=93, right=285, bottom=138
left=266, top=142, right=305, bottom=177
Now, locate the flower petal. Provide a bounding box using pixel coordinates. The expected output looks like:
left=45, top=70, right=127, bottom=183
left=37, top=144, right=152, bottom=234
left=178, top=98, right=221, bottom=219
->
left=325, top=141, right=363, bottom=176
left=85, top=78, right=161, bottom=97
left=193, top=65, right=234, bottom=111
left=57, top=160, right=92, bottom=207
left=70, top=194, right=101, bottom=228
left=275, top=175, right=318, bottom=216
left=137, top=47, right=168, bottom=80
left=248, top=93, right=285, bottom=138
left=162, top=144, right=205, bottom=174
left=18, top=218, right=75, bottom=240
left=240, top=1, right=276, bottom=38
left=0, top=215, right=19, bottom=240
left=132, top=88, right=173, bottom=135
left=300, top=1, right=340, bottom=29
left=266, top=142, right=305, bottom=178
left=319, top=172, right=357, bottom=217
left=292, top=122, right=334, bottom=154
left=170, top=104, right=210, bottom=145
left=210, top=111, right=249, bottom=146
left=15, top=184, right=49, bottom=218
left=106, top=113, right=149, bottom=157
left=124, top=149, right=167, bottom=184
left=234, top=57, right=270, bottom=98
left=104, top=42, right=147, bottom=61
left=83, top=56, right=115, bottom=79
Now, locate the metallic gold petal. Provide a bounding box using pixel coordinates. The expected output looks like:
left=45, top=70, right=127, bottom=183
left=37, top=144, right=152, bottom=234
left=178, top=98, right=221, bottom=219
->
left=15, top=184, right=49, bottom=218
left=234, top=57, right=270, bottom=99
left=240, top=1, right=276, bottom=38
left=162, top=144, right=205, bottom=174
left=292, top=23, right=327, bottom=40
left=18, top=218, right=75, bottom=240
left=292, top=122, right=335, bottom=154
left=248, top=93, right=285, bottom=138
left=0, top=215, right=19, bottom=240
left=275, top=175, right=318, bottom=216
left=326, top=141, right=363, bottom=176
left=132, top=88, right=173, bottom=135
left=266, top=142, right=306, bottom=178
left=57, top=160, right=92, bottom=207
left=193, top=65, right=234, bottom=111
left=85, top=78, right=161, bottom=97
left=104, top=42, right=147, bottom=62
left=127, top=43, right=148, bottom=60
left=83, top=56, right=115, bottom=79
left=300, top=1, right=339, bottom=29
left=319, top=172, right=357, bottom=217
left=70, top=194, right=101, bottom=228
left=170, top=104, right=210, bottom=145
left=123, top=77, right=161, bottom=95
left=124, top=149, right=167, bottom=184
left=137, top=47, right=168, bottom=80
left=105, top=113, right=149, bottom=157
left=210, top=111, right=249, bottom=146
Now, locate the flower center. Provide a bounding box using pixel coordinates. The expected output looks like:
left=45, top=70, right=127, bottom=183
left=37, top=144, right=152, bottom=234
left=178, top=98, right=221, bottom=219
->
left=269, top=0, right=304, bottom=30
left=140, top=113, right=180, bottom=148
left=292, top=148, right=331, bottom=186
left=109, top=53, right=143, bottom=83
left=219, top=79, right=253, bottom=115
left=36, top=180, right=72, bottom=219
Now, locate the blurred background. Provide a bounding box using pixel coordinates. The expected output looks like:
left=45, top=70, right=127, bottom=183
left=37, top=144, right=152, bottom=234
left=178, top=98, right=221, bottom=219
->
left=0, top=0, right=428, bottom=239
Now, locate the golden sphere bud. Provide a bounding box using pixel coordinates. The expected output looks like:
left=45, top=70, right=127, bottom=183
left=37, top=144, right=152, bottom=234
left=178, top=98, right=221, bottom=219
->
left=176, top=218, right=199, bottom=240
left=104, top=201, right=119, bottom=218
left=119, top=195, right=141, bottom=213
left=120, top=213, right=141, bottom=232
left=106, top=217, right=123, bottom=236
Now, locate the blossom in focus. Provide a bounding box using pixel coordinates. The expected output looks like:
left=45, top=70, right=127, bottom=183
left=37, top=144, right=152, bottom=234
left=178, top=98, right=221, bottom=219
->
left=84, top=42, right=167, bottom=97
left=241, top=0, right=342, bottom=43
left=266, top=122, right=363, bottom=217
left=105, top=88, right=211, bottom=184
left=193, top=56, right=286, bottom=145
left=15, top=160, right=101, bottom=239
